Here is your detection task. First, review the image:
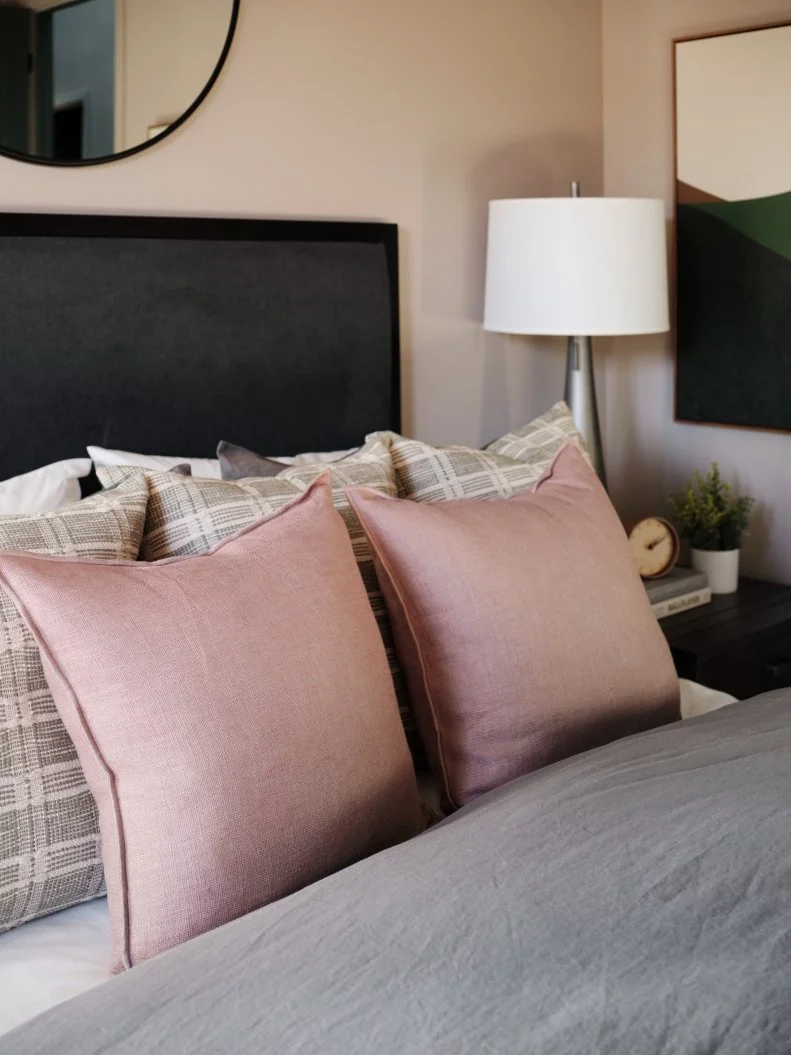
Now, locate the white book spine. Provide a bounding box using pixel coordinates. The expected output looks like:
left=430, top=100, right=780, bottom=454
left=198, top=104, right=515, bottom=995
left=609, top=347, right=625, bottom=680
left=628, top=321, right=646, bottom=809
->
left=652, top=588, right=712, bottom=620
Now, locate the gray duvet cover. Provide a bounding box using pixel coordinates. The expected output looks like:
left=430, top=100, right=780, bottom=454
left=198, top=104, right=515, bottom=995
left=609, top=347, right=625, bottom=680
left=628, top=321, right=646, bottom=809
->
left=6, top=692, right=791, bottom=1055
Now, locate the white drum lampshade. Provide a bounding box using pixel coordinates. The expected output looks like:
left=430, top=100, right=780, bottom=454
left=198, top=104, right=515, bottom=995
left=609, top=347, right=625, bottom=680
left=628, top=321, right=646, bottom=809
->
left=483, top=197, right=670, bottom=336
left=483, top=194, right=670, bottom=484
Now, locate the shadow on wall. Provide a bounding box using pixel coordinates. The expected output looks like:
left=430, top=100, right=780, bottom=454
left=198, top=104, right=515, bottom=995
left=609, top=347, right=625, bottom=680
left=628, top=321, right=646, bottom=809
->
left=740, top=498, right=774, bottom=581
left=605, top=332, right=672, bottom=520
left=479, top=332, right=565, bottom=446
left=604, top=217, right=675, bottom=521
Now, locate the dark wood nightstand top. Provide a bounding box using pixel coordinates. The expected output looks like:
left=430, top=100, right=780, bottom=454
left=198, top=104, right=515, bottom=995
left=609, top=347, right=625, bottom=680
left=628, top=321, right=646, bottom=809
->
left=661, top=578, right=791, bottom=700
left=662, top=578, right=791, bottom=655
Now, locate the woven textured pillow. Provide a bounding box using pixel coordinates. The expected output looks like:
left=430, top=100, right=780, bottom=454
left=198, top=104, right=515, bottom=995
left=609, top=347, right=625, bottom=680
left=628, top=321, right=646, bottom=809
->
left=372, top=402, right=589, bottom=503
left=485, top=401, right=588, bottom=464
left=348, top=443, right=680, bottom=809
left=0, top=479, right=424, bottom=971
left=98, top=439, right=422, bottom=765
left=0, top=474, right=148, bottom=933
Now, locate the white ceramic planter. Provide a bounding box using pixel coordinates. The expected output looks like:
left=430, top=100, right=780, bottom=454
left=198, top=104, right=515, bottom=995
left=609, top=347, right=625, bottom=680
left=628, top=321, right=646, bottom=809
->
left=691, top=548, right=740, bottom=595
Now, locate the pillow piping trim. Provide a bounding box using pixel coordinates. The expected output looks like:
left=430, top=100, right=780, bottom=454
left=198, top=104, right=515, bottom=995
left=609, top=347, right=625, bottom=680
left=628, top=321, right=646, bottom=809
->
left=350, top=493, right=457, bottom=809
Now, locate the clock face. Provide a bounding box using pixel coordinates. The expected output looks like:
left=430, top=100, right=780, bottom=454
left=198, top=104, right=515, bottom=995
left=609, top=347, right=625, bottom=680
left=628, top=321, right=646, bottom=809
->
left=628, top=517, right=680, bottom=579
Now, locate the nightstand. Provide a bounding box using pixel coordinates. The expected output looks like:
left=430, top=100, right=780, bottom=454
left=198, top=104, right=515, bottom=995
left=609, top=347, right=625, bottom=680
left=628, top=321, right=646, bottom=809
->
left=661, top=578, right=791, bottom=701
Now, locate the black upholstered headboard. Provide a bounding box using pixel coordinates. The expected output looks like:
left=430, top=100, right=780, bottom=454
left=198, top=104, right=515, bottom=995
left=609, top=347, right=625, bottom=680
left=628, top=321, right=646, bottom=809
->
left=0, top=213, right=400, bottom=480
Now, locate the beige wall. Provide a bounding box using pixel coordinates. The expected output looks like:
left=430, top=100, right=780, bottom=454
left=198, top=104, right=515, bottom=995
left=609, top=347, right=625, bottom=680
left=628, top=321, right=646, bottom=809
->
left=7, top=0, right=789, bottom=576
left=0, top=0, right=602, bottom=449
left=602, top=0, right=791, bottom=581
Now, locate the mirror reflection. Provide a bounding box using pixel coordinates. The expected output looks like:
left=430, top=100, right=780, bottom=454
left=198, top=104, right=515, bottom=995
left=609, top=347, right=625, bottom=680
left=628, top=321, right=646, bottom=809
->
left=0, top=0, right=237, bottom=164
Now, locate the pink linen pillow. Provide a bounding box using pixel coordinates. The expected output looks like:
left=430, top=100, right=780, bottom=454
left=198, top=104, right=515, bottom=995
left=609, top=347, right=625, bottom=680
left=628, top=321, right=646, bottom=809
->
left=0, top=478, right=423, bottom=972
left=347, top=443, right=680, bottom=809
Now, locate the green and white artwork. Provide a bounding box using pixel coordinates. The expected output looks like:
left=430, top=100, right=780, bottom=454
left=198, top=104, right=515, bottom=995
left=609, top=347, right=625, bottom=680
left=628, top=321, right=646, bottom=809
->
left=675, top=23, right=791, bottom=431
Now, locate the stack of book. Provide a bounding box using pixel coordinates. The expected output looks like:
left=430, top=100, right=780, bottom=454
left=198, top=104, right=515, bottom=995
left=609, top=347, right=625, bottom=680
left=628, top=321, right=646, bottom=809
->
left=645, top=567, right=711, bottom=620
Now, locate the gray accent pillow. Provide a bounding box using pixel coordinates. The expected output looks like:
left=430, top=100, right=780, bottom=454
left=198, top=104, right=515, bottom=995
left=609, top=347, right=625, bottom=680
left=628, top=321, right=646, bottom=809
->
left=216, top=441, right=284, bottom=481
left=217, top=441, right=364, bottom=481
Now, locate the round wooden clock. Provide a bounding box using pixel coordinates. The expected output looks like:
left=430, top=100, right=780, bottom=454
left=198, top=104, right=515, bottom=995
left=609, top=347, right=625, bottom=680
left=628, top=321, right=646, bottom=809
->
left=627, top=517, right=680, bottom=580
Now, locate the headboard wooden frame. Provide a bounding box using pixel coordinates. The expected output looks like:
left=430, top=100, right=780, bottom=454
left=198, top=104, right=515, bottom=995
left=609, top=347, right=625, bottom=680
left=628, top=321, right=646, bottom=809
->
left=0, top=212, right=400, bottom=480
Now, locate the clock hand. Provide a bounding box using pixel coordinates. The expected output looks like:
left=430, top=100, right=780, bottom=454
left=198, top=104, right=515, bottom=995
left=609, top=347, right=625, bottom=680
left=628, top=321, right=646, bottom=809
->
left=647, top=537, right=666, bottom=550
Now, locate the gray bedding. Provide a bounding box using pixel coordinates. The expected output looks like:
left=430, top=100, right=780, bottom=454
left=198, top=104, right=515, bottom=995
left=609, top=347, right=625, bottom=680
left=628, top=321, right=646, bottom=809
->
left=6, top=692, right=791, bottom=1054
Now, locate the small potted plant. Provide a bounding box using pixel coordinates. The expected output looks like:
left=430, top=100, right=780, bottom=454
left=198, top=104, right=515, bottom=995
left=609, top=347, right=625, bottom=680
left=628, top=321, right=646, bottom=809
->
left=669, top=464, right=755, bottom=595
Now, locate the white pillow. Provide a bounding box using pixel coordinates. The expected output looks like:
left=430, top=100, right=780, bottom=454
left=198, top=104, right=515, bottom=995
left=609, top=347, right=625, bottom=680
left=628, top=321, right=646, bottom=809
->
left=272, top=447, right=359, bottom=466
left=0, top=459, right=92, bottom=515
left=87, top=447, right=221, bottom=480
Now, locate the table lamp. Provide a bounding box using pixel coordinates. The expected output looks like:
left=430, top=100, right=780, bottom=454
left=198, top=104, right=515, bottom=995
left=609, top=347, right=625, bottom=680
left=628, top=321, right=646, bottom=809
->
left=483, top=183, right=670, bottom=486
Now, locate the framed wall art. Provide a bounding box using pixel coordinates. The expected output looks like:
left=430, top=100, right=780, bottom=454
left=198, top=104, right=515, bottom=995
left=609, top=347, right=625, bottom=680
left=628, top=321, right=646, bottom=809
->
left=674, top=22, right=791, bottom=432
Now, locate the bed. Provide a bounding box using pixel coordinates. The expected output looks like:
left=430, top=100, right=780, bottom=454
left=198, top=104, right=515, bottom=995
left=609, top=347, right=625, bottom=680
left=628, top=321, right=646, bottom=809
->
left=2, top=693, right=789, bottom=1053
left=0, top=680, right=736, bottom=1038
left=0, top=213, right=788, bottom=1054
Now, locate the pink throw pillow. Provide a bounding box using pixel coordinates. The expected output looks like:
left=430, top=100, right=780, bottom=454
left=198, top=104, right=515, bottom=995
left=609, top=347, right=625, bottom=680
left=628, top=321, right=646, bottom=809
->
left=347, top=443, right=680, bottom=809
left=0, top=478, right=423, bottom=971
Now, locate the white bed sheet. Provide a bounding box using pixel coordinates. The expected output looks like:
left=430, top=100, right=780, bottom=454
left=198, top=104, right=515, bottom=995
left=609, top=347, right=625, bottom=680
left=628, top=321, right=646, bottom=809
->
left=0, top=680, right=738, bottom=1037
left=0, top=898, right=111, bottom=1037
left=679, top=677, right=737, bottom=718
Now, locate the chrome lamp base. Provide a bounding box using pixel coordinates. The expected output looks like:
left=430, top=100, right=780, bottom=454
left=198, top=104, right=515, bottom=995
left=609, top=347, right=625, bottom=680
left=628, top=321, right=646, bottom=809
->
left=565, top=335, right=605, bottom=487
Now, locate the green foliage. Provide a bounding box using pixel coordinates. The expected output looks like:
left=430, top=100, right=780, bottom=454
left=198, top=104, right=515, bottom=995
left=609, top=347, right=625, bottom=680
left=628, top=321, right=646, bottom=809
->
left=669, top=463, right=754, bottom=552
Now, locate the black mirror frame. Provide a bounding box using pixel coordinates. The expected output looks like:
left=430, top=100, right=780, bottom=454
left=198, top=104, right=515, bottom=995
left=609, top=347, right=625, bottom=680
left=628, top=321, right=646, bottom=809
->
left=0, top=0, right=240, bottom=168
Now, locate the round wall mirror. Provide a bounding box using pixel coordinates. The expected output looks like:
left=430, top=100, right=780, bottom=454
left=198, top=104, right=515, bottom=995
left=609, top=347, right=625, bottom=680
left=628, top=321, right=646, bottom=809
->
left=0, top=0, right=239, bottom=166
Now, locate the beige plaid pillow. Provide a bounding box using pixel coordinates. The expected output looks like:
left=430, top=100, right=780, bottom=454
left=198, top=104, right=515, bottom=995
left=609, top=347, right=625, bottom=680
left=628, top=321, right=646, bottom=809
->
left=485, top=401, right=589, bottom=465
left=372, top=403, right=588, bottom=503
left=0, top=474, right=148, bottom=933
left=98, top=439, right=423, bottom=766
